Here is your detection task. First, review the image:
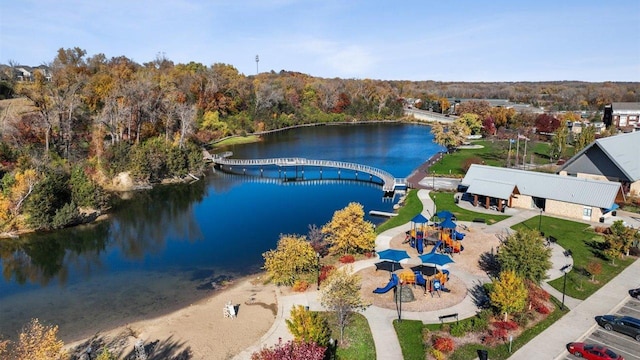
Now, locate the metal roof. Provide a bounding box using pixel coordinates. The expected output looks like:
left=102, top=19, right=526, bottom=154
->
left=462, top=165, right=622, bottom=208
left=466, top=179, right=518, bottom=199
left=611, top=102, right=640, bottom=112
left=560, top=131, right=640, bottom=181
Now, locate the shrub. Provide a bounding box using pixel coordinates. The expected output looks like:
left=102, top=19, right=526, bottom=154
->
left=533, top=302, right=550, bottom=314
left=449, top=321, right=470, bottom=337
left=489, top=327, right=508, bottom=341
left=492, top=320, right=518, bottom=330
left=471, top=312, right=490, bottom=332
left=251, top=338, right=326, bottom=360
left=594, top=226, right=608, bottom=234
left=285, top=305, right=331, bottom=347
left=462, top=156, right=484, bottom=173
left=319, top=265, right=335, bottom=283
left=526, top=280, right=550, bottom=302
left=292, top=280, right=310, bottom=292
left=429, top=348, right=446, bottom=360
left=513, top=311, right=535, bottom=327
left=433, top=336, right=455, bottom=353
left=339, top=254, right=355, bottom=263
left=421, top=328, right=431, bottom=346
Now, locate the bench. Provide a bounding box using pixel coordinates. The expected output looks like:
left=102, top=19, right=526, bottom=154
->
left=563, top=249, right=572, bottom=257
left=473, top=218, right=485, bottom=223
left=548, top=236, right=557, bottom=244
left=438, top=313, right=459, bottom=323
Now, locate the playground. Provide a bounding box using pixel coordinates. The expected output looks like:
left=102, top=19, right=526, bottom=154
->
left=361, top=215, right=502, bottom=313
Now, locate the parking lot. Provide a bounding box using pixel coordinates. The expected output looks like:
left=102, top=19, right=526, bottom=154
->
left=561, top=296, right=640, bottom=360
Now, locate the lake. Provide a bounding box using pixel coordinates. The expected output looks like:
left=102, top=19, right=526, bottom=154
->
left=0, top=122, right=444, bottom=341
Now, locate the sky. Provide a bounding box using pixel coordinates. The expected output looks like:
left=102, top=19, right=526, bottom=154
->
left=1, top=0, right=639, bottom=82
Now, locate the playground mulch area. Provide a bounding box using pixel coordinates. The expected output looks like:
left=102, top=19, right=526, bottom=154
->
left=360, top=221, right=501, bottom=312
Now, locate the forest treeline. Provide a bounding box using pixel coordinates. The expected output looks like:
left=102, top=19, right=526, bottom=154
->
left=0, top=47, right=638, bottom=233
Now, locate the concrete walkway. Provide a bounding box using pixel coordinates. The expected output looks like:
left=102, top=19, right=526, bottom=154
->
left=234, top=188, right=634, bottom=360
left=510, top=257, right=640, bottom=360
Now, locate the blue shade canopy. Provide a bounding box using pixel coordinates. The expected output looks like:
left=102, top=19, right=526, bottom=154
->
left=419, top=252, right=454, bottom=267
left=411, top=213, right=428, bottom=224
left=377, top=249, right=411, bottom=263
left=435, top=210, right=454, bottom=219
left=439, top=218, right=457, bottom=229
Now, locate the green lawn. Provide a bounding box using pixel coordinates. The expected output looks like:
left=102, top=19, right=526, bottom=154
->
left=431, top=191, right=509, bottom=225
left=429, top=140, right=505, bottom=176
left=376, top=190, right=422, bottom=234
left=326, top=312, right=376, bottom=360
left=512, top=216, right=637, bottom=299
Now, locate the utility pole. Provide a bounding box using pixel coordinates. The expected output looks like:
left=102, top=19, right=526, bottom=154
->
left=255, top=55, right=259, bottom=74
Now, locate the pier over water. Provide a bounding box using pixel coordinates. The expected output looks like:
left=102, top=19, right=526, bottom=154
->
left=205, top=151, right=407, bottom=192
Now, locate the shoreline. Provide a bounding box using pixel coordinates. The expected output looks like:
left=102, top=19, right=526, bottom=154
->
left=65, top=271, right=278, bottom=360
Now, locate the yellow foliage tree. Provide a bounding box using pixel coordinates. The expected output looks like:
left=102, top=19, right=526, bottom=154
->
left=321, top=202, right=375, bottom=255
left=6, top=318, right=66, bottom=360
left=0, top=169, right=40, bottom=230
left=320, top=266, right=369, bottom=341
left=263, top=234, right=317, bottom=286
left=489, top=270, right=528, bottom=321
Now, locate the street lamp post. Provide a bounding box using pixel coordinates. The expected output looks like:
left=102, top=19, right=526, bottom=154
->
left=538, top=208, right=543, bottom=233
left=560, top=264, right=571, bottom=310
left=316, top=252, right=321, bottom=291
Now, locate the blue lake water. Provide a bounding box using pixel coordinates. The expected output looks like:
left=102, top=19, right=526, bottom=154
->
left=0, top=122, right=444, bottom=341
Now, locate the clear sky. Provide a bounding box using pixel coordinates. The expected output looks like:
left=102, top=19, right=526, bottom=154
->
left=1, top=0, right=639, bottom=82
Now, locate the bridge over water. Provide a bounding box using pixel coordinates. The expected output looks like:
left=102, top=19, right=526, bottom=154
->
left=205, top=152, right=406, bottom=192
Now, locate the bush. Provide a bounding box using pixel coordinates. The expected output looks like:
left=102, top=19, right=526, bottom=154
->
left=449, top=321, right=470, bottom=337
left=319, top=265, right=335, bottom=283
left=433, top=336, right=455, bottom=353
left=462, top=156, right=484, bottom=173
left=421, top=328, right=431, bottom=346
left=285, top=305, right=331, bottom=347
left=489, top=327, right=508, bottom=341
left=492, top=320, right=518, bottom=330
left=339, top=254, right=355, bottom=263
left=513, top=310, right=535, bottom=327
left=292, top=280, right=310, bottom=292
left=526, top=281, right=550, bottom=302
left=471, top=312, right=491, bottom=332
left=251, top=338, right=326, bottom=360
left=429, top=348, right=445, bottom=360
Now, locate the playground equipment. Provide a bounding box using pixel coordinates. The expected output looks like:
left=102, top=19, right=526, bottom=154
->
left=373, top=273, right=399, bottom=294
left=439, top=232, right=464, bottom=253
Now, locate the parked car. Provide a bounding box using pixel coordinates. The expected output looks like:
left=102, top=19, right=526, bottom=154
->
left=629, top=288, right=640, bottom=300
left=566, top=342, right=623, bottom=359
left=595, top=315, right=640, bottom=341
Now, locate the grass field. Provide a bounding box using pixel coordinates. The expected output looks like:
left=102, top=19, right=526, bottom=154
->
left=513, top=216, right=637, bottom=299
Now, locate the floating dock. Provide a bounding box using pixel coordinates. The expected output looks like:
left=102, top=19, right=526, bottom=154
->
left=369, top=210, right=398, bottom=217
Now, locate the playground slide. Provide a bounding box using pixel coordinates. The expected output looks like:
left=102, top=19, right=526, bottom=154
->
left=416, top=237, right=424, bottom=254
left=414, top=272, right=427, bottom=287
left=373, top=274, right=399, bottom=294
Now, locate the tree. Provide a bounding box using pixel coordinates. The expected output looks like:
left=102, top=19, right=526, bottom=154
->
left=321, top=202, right=375, bottom=255
left=489, top=270, right=528, bottom=321
left=430, top=120, right=470, bottom=151
left=263, top=234, right=318, bottom=286
left=320, top=266, right=369, bottom=341
left=574, top=125, right=596, bottom=152
left=586, top=259, right=602, bottom=282
left=251, top=338, right=326, bottom=360
left=457, top=113, right=482, bottom=135
left=605, top=220, right=636, bottom=261
left=535, top=114, right=560, bottom=134
left=4, top=318, right=66, bottom=360
left=285, top=305, right=331, bottom=347
left=496, top=228, right=552, bottom=284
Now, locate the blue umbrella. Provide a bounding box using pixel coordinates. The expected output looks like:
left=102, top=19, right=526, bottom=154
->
left=377, top=249, right=411, bottom=263
left=439, top=218, right=457, bottom=229
left=411, top=213, right=428, bottom=224
left=436, top=210, right=454, bottom=219
left=419, top=252, right=454, bottom=267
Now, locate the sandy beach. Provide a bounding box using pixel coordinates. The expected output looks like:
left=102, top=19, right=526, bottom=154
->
left=65, top=275, right=278, bottom=360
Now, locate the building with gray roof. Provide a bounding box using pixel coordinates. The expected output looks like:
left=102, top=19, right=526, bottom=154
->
left=461, top=164, right=624, bottom=222
left=558, top=131, right=640, bottom=196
